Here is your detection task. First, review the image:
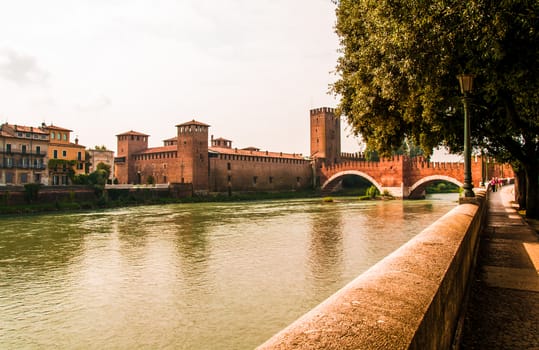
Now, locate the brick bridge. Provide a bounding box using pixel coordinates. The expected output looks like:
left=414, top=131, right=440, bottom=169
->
left=319, top=155, right=513, bottom=198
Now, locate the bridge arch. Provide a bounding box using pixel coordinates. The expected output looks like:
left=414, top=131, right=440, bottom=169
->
left=321, top=170, right=383, bottom=194
left=408, top=175, right=463, bottom=198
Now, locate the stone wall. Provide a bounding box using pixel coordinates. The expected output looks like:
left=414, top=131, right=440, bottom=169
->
left=0, top=185, right=96, bottom=205
left=209, top=154, right=312, bottom=193
left=258, top=191, right=487, bottom=350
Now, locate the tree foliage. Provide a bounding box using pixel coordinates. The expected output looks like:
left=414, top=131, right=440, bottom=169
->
left=332, top=0, right=539, bottom=218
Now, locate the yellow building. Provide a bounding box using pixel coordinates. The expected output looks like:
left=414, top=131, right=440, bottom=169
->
left=42, top=125, right=87, bottom=185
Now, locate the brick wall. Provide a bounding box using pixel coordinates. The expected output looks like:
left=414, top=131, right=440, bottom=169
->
left=209, top=154, right=312, bottom=193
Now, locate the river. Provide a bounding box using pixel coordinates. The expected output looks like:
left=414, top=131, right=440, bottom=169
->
left=0, top=193, right=458, bottom=349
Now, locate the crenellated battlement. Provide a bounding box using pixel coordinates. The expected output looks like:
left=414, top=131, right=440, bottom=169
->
left=310, top=107, right=335, bottom=115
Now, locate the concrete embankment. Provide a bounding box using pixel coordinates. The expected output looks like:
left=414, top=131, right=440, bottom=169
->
left=258, top=191, right=487, bottom=350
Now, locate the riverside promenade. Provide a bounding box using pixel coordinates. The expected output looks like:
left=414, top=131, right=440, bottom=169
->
left=460, top=185, right=539, bottom=349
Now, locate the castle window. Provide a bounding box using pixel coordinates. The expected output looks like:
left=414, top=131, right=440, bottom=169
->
left=227, top=162, right=231, bottom=170
left=253, top=176, right=257, bottom=185
left=269, top=176, right=273, bottom=184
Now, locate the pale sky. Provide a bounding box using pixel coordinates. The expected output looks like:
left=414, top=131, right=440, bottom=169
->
left=0, top=0, right=365, bottom=155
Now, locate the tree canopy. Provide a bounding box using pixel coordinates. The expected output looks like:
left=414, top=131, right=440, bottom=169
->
left=332, top=0, right=539, bottom=218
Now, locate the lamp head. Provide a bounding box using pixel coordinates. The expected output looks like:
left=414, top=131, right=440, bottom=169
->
left=457, top=74, right=474, bottom=94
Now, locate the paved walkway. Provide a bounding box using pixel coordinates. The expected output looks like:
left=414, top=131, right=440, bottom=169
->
left=460, top=185, right=539, bottom=349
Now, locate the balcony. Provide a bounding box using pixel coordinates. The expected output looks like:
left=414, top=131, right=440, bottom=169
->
left=0, top=150, right=46, bottom=156
left=0, top=163, right=46, bottom=170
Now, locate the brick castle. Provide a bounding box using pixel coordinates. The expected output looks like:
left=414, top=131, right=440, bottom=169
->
left=114, top=107, right=338, bottom=194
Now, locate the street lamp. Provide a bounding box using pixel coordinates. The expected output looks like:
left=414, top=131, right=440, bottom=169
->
left=457, top=73, right=475, bottom=197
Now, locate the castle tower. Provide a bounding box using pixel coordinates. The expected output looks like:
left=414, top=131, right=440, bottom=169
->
left=176, top=120, right=209, bottom=193
left=310, top=107, right=341, bottom=166
left=115, top=130, right=149, bottom=184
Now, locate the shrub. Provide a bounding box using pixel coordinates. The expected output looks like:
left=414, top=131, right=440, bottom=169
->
left=24, top=183, right=42, bottom=203
left=366, top=185, right=379, bottom=199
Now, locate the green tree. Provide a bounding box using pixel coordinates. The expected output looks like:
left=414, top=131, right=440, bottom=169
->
left=95, top=162, right=111, bottom=180
left=332, top=0, right=539, bottom=218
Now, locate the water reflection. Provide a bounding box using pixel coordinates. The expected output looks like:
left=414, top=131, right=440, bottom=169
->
left=0, top=195, right=458, bottom=349
left=307, top=204, right=344, bottom=294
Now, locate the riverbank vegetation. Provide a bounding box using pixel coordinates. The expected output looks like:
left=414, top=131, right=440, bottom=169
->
left=0, top=187, right=322, bottom=216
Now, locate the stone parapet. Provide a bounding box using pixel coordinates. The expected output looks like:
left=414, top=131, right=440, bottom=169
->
left=258, top=191, right=487, bottom=350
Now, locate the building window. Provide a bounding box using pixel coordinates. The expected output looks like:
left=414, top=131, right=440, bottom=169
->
left=51, top=132, right=55, bottom=139
left=227, top=162, right=231, bottom=170
left=22, top=145, right=27, bottom=154
left=6, top=172, right=14, bottom=183
left=62, top=150, right=67, bottom=157
left=6, top=144, right=11, bottom=153
left=77, top=152, right=82, bottom=161
left=53, top=150, right=58, bottom=159
left=253, top=176, right=257, bottom=185
left=63, top=134, right=67, bottom=141
left=36, top=146, right=41, bottom=155
left=20, top=173, right=28, bottom=183
left=77, top=163, right=83, bottom=170
left=57, top=133, right=61, bottom=140
left=269, top=176, right=273, bottom=184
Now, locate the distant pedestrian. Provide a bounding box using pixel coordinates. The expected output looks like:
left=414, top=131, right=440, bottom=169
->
left=490, top=178, right=497, bottom=192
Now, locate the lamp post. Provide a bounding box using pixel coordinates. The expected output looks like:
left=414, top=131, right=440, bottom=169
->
left=457, top=74, right=475, bottom=197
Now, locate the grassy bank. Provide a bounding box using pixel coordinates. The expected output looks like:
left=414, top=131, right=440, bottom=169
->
left=0, top=189, right=321, bottom=216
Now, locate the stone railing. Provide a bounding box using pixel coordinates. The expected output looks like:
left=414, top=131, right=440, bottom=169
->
left=258, top=190, right=487, bottom=350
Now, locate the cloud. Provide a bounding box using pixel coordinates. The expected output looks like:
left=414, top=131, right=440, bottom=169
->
left=75, top=95, right=112, bottom=112
left=0, top=48, right=49, bottom=86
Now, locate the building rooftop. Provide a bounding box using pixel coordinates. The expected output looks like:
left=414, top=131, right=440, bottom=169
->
left=136, top=145, right=177, bottom=155
left=175, top=120, right=210, bottom=128
left=116, top=130, right=150, bottom=137
left=43, top=124, right=73, bottom=132
left=209, top=146, right=305, bottom=160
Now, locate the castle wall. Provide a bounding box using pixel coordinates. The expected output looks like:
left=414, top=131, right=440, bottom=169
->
left=132, top=150, right=179, bottom=184
left=209, top=153, right=312, bottom=193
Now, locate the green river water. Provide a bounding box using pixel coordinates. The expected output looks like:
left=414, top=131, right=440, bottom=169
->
left=0, top=193, right=458, bottom=349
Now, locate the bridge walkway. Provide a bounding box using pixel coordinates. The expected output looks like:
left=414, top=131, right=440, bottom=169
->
left=460, top=185, right=539, bottom=349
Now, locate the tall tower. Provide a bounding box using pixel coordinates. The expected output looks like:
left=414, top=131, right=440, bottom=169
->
left=310, top=107, right=341, bottom=166
left=176, top=120, right=209, bottom=193
left=115, top=131, right=149, bottom=184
